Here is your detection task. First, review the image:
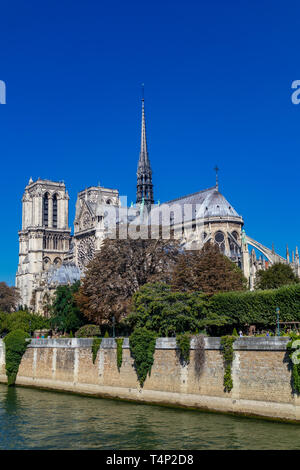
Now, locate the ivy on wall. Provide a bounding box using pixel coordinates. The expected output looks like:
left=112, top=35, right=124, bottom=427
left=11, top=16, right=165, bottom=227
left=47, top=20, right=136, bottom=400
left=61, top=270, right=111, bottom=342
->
left=129, top=327, right=157, bottom=387
left=116, top=338, right=124, bottom=371
left=220, top=336, right=236, bottom=392
left=4, top=329, right=30, bottom=386
left=92, top=338, right=102, bottom=364
left=176, top=333, right=191, bottom=364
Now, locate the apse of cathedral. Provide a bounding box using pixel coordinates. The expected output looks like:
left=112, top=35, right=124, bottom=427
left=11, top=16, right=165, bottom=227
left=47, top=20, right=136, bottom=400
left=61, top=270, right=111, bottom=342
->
left=16, top=97, right=300, bottom=314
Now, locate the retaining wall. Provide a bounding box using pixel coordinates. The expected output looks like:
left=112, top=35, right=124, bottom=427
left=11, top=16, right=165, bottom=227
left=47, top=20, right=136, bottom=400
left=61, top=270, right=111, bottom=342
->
left=0, top=336, right=299, bottom=422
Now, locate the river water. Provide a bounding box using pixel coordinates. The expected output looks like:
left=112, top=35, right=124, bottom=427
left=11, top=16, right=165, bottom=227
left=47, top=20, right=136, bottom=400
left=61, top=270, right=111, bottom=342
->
left=0, top=384, right=300, bottom=450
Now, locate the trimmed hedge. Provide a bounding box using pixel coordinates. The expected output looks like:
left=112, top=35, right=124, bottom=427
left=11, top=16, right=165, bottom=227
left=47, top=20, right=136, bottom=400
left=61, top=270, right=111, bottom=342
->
left=126, top=283, right=300, bottom=335
left=209, top=284, right=300, bottom=327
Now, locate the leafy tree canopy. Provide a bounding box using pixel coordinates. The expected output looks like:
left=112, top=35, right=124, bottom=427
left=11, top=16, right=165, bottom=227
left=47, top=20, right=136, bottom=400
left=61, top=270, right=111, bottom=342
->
left=75, top=238, right=181, bottom=325
left=255, top=263, right=299, bottom=290
left=172, top=242, right=247, bottom=295
left=126, top=283, right=207, bottom=336
left=0, top=282, right=21, bottom=313
left=50, top=281, right=84, bottom=333
left=0, top=310, right=49, bottom=336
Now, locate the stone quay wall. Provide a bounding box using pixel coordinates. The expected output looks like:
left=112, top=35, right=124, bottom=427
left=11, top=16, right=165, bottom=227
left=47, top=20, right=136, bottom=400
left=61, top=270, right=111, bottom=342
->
left=0, top=336, right=299, bottom=422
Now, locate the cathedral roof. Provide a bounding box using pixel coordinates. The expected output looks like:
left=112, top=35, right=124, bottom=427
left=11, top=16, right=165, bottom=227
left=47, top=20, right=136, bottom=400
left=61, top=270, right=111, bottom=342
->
left=47, top=263, right=81, bottom=285
left=165, top=186, right=242, bottom=220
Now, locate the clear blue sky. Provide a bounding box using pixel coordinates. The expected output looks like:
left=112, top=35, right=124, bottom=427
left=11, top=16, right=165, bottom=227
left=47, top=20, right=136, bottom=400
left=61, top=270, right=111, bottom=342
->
left=1, top=0, right=300, bottom=285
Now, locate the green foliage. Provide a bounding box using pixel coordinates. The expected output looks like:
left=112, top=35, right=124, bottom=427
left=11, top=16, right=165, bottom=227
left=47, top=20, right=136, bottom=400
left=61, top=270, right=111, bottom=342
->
left=125, top=282, right=300, bottom=337
left=220, top=336, right=236, bottom=392
left=92, top=338, right=102, bottom=364
left=255, top=263, right=299, bottom=290
left=232, top=328, right=238, bottom=337
left=104, top=331, right=110, bottom=338
left=126, top=283, right=207, bottom=336
left=4, top=329, right=30, bottom=386
left=176, top=332, right=191, bottom=364
left=129, top=327, right=157, bottom=387
left=208, top=284, right=300, bottom=328
left=287, top=333, right=300, bottom=394
left=75, top=324, right=101, bottom=338
left=0, top=310, right=49, bottom=335
left=116, top=338, right=124, bottom=371
left=50, top=282, right=85, bottom=333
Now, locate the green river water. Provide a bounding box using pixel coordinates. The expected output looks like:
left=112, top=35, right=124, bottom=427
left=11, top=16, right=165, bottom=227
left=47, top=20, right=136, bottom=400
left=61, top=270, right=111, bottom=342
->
left=0, top=383, right=300, bottom=450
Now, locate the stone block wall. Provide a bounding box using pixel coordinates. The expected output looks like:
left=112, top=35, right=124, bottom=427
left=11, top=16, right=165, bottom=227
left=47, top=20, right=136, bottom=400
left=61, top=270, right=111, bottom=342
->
left=0, top=336, right=299, bottom=422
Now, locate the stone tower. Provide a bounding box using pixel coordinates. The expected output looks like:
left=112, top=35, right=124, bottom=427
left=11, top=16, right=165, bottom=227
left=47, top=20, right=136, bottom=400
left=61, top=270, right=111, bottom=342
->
left=16, top=178, right=71, bottom=309
left=136, top=96, right=154, bottom=206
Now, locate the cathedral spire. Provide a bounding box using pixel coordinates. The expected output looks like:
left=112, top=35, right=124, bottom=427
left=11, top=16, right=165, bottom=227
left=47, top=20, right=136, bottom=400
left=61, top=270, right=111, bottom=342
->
left=136, top=87, right=154, bottom=206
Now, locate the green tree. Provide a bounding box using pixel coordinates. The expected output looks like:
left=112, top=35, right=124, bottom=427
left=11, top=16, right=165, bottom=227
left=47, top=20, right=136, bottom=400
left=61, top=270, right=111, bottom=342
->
left=126, top=283, right=207, bottom=336
left=50, top=282, right=85, bottom=333
left=0, top=310, right=49, bottom=336
left=255, top=263, right=299, bottom=290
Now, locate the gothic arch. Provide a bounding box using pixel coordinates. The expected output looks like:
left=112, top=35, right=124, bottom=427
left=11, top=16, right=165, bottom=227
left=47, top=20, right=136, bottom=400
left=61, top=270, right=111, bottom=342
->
left=53, top=193, right=58, bottom=228
left=43, top=192, right=50, bottom=227
left=43, top=257, right=51, bottom=271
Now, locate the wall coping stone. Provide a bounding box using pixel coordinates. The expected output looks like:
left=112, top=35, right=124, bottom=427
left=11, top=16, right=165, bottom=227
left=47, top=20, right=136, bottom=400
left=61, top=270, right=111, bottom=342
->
left=0, top=336, right=289, bottom=351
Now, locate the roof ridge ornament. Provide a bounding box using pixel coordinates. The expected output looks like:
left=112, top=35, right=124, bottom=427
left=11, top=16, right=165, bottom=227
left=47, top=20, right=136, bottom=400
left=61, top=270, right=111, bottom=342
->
left=214, top=165, right=219, bottom=191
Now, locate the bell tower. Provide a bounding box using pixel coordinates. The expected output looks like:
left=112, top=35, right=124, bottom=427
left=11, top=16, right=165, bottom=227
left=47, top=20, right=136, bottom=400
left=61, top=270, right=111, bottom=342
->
left=16, top=178, right=71, bottom=310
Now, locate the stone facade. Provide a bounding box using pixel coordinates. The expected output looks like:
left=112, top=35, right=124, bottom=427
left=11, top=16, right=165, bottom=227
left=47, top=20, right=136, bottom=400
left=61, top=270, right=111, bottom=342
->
left=1, top=337, right=299, bottom=422
left=15, top=98, right=300, bottom=312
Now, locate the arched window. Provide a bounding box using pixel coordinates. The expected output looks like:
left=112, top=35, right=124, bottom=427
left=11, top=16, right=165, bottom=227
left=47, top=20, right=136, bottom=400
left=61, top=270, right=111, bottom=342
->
left=53, top=194, right=58, bottom=228
left=43, top=193, right=49, bottom=227
left=54, top=257, right=61, bottom=266
left=43, top=257, right=51, bottom=271
left=214, top=231, right=225, bottom=253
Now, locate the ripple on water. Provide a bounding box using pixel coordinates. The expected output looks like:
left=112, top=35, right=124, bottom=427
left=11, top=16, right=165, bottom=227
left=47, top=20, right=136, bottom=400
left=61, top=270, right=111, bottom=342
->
left=0, top=384, right=300, bottom=449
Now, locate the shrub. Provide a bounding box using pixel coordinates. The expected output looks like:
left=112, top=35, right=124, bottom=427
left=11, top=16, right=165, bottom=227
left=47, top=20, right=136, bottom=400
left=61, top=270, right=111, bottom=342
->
left=75, top=324, right=101, bottom=338
left=4, top=329, right=30, bottom=386
left=129, top=327, right=157, bottom=387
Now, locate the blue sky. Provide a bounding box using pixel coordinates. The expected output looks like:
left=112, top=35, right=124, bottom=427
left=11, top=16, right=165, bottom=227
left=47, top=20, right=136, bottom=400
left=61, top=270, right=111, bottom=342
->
left=1, top=0, right=300, bottom=285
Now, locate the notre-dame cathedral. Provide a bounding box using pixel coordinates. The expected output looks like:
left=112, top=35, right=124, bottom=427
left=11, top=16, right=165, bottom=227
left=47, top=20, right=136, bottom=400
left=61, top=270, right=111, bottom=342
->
left=16, top=97, right=300, bottom=314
